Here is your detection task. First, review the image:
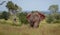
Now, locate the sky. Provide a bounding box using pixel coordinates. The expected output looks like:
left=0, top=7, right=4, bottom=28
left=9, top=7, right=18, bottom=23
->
left=0, top=0, right=60, bottom=11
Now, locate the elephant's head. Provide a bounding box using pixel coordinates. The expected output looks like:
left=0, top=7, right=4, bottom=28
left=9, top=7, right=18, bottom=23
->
left=26, top=11, right=45, bottom=28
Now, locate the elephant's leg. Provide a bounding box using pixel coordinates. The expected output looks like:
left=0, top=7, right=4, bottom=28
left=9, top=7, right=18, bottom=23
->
left=34, top=21, right=40, bottom=28
left=30, top=21, right=34, bottom=27
left=34, top=22, right=38, bottom=28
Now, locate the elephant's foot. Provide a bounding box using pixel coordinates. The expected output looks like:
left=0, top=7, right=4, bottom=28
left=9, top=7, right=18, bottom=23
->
left=30, top=21, right=35, bottom=27
left=30, top=24, right=34, bottom=27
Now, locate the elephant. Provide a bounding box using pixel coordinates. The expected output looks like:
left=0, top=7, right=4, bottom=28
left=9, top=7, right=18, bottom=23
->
left=26, top=11, right=45, bottom=28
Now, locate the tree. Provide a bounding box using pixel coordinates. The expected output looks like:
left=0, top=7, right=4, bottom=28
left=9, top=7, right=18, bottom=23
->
left=48, top=5, right=59, bottom=13
left=6, top=1, right=22, bottom=25
left=48, top=5, right=59, bottom=18
left=6, top=1, right=22, bottom=15
left=6, top=1, right=18, bottom=24
left=6, top=1, right=18, bottom=14
left=46, top=5, right=60, bottom=23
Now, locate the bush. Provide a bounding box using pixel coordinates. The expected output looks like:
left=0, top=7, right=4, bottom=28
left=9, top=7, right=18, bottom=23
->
left=2, top=11, right=10, bottom=20
left=46, top=15, right=54, bottom=23
left=0, top=15, right=3, bottom=19
left=46, top=13, right=60, bottom=24
left=18, top=12, right=28, bottom=25
left=54, top=14, right=60, bottom=20
left=53, top=20, right=60, bottom=23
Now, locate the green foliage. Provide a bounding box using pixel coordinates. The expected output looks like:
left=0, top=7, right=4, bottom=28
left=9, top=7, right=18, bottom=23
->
left=53, top=20, right=60, bottom=23
left=6, top=1, right=20, bottom=15
left=53, top=14, right=60, bottom=23
left=18, top=12, right=28, bottom=25
left=46, top=4, right=60, bottom=24
left=46, top=15, right=54, bottom=23
left=14, top=4, right=19, bottom=10
left=46, top=13, right=60, bottom=24
left=54, top=14, right=60, bottom=20
left=0, top=11, right=10, bottom=20
left=6, top=1, right=15, bottom=10
left=6, top=1, right=21, bottom=12
left=48, top=5, right=59, bottom=13
left=0, top=14, right=3, bottom=19
left=2, top=11, right=10, bottom=20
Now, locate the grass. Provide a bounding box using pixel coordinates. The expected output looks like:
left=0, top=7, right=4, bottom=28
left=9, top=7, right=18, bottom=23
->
left=0, top=19, right=60, bottom=35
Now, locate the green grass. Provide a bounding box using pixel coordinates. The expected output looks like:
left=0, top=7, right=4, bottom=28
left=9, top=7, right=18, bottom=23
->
left=0, top=19, right=60, bottom=35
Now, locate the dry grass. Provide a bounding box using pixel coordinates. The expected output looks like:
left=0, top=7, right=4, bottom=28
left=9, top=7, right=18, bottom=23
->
left=0, top=19, right=60, bottom=35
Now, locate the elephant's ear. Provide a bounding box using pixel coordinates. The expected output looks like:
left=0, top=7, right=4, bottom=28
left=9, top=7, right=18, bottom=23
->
left=38, top=12, right=45, bottom=20
left=26, top=13, right=31, bottom=19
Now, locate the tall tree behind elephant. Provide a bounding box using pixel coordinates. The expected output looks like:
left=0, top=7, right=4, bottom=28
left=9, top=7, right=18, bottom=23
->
left=26, top=11, right=45, bottom=28
left=6, top=1, right=22, bottom=25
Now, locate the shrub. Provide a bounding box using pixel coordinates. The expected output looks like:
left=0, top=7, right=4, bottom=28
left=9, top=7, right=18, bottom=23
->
left=53, top=20, right=60, bottom=23
left=54, top=14, right=60, bottom=20
left=46, top=15, right=54, bottom=23
left=18, top=12, right=28, bottom=25
left=46, top=13, right=60, bottom=24
left=0, top=15, right=3, bottom=19
left=2, top=11, right=10, bottom=20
